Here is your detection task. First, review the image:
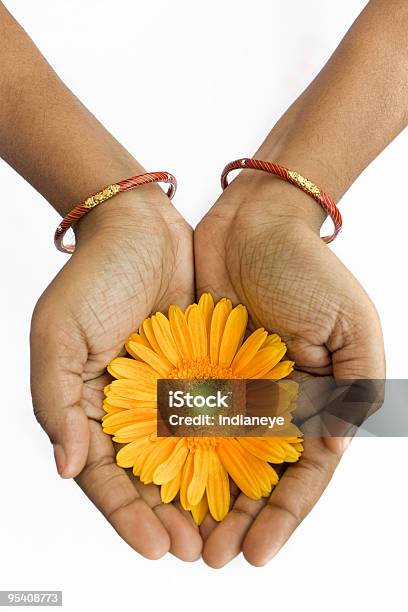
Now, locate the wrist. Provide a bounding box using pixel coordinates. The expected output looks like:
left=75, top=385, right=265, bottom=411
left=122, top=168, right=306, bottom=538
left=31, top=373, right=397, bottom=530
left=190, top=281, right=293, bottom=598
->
left=253, top=120, right=352, bottom=203
left=220, top=127, right=350, bottom=236
left=73, top=182, right=172, bottom=247
left=223, top=167, right=327, bottom=235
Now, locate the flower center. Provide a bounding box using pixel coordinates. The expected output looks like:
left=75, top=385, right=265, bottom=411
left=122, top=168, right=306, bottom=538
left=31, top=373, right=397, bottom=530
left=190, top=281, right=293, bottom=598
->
left=186, top=437, right=219, bottom=450
left=166, top=358, right=235, bottom=449
left=168, top=358, right=234, bottom=380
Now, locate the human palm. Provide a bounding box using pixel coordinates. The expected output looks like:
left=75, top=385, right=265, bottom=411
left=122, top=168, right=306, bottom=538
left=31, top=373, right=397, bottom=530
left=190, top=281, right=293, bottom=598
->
left=31, top=178, right=385, bottom=567
left=194, top=180, right=385, bottom=566
left=30, top=193, right=202, bottom=561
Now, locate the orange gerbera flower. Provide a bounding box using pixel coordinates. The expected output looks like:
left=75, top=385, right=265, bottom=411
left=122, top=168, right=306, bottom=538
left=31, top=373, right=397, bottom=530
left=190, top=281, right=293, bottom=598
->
left=103, top=294, right=303, bottom=525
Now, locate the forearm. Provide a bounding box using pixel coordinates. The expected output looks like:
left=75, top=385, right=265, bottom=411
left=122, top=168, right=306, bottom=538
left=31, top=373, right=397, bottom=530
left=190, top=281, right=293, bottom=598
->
left=240, top=0, right=408, bottom=222
left=0, top=3, right=148, bottom=217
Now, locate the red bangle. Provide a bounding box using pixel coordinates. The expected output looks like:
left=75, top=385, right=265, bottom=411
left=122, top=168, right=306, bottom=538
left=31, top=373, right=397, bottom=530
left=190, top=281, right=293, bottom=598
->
left=54, top=171, right=177, bottom=253
left=221, top=158, right=342, bottom=243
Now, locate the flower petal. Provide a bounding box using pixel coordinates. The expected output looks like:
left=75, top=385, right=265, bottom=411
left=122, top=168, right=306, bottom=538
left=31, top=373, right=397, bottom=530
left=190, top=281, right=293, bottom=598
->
left=116, top=438, right=150, bottom=468
left=160, top=470, right=182, bottom=503
left=151, top=313, right=181, bottom=366
left=140, top=437, right=178, bottom=484
left=187, top=446, right=209, bottom=506
left=191, top=492, right=209, bottom=525
left=112, top=416, right=156, bottom=442
left=217, top=438, right=275, bottom=499
left=277, top=440, right=303, bottom=462
left=262, top=333, right=281, bottom=347
left=180, top=452, right=194, bottom=511
left=275, top=422, right=303, bottom=437
left=132, top=442, right=157, bottom=477
left=168, top=305, right=194, bottom=360
left=198, top=293, right=214, bottom=347
left=210, top=298, right=232, bottom=365
left=264, top=360, right=295, bottom=379
left=237, top=437, right=286, bottom=463
left=217, top=438, right=262, bottom=499
left=187, top=305, right=207, bottom=360
left=239, top=344, right=287, bottom=378
left=103, top=402, right=125, bottom=415
left=103, top=396, right=156, bottom=410
left=153, top=438, right=189, bottom=485
left=141, top=318, right=173, bottom=369
left=128, top=331, right=150, bottom=349
left=126, top=339, right=171, bottom=377
left=102, top=408, right=155, bottom=434
left=108, top=358, right=158, bottom=387
left=231, top=328, right=267, bottom=375
left=184, top=303, right=196, bottom=318
left=271, top=380, right=299, bottom=414
left=206, top=448, right=230, bottom=521
left=107, top=379, right=156, bottom=401
left=260, top=463, right=279, bottom=494
left=219, top=305, right=248, bottom=368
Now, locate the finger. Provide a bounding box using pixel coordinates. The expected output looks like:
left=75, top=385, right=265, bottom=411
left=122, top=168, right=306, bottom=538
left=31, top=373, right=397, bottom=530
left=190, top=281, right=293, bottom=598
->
left=30, top=297, right=90, bottom=478
left=290, top=372, right=335, bottom=421
left=194, top=213, right=238, bottom=304
left=173, top=500, right=199, bottom=527
left=202, top=494, right=266, bottom=568
left=326, top=299, right=386, bottom=454
left=199, top=479, right=240, bottom=542
left=242, top=438, right=341, bottom=566
left=76, top=420, right=170, bottom=560
left=131, top=479, right=202, bottom=562
left=199, top=513, right=218, bottom=542
left=81, top=373, right=111, bottom=421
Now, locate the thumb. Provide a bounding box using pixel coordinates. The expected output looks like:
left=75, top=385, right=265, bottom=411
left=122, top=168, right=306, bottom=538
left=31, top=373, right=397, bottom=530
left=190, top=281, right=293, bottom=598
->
left=324, top=299, right=385, bottom=455
left=30, top=297, right=90, bottom=478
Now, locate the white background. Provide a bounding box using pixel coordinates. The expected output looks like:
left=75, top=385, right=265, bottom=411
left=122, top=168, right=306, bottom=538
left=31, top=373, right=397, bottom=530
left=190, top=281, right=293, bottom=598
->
left=0, top=1, right=407, bottom=610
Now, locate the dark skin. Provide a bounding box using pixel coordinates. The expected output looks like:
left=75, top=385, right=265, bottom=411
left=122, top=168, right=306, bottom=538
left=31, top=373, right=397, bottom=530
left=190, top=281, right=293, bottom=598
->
left=0, top=0, right=405, bottom=565
left=0, top=5, right=200, bottom=562
left=196, top=0, right=407, bottom=566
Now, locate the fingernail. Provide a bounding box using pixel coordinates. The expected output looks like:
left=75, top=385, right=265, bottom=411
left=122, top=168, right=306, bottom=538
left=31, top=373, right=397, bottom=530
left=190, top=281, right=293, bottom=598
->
left=53, top=443, right=66, bottom=476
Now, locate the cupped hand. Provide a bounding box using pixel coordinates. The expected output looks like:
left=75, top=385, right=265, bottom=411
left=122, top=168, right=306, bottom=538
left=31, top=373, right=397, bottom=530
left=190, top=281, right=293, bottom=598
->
left=194, top=173, right=385, bottom=567
left=30, top=186, right=202, bottom=561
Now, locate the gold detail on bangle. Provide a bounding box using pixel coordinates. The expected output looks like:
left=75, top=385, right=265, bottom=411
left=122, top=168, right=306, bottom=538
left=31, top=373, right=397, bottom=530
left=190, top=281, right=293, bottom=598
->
left=84, top=184, right=120, bottom=209
left=287, top=171, right=321, bottom=197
